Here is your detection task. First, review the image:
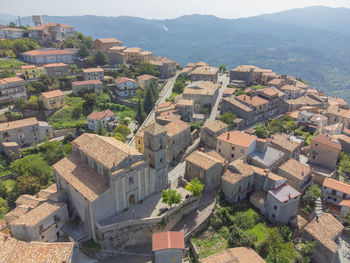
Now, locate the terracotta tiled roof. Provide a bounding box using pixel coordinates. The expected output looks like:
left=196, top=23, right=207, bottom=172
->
left=137, top=74, right=158, bottom=81
left=123, top=47, right=142, bottom=53
left=175, top=99, right=194, bottom=107
left=223, top=87, right=236, bottom=95
left=22, top=49, right=74, bottom=56
left=271, top=134, right=300, bottom=153
left=43, top=63, right=68, bottom=68
left=96, top=38, right=122, bottom=44
left=278, top=159, right=311, bottom=181
left=236, top=94, right=268, bottom=107
left=261, top=87, right=278, bottom=97
left=340, top=199, right=350, bottom=208
left=303, top=213, right=343, bottom=253
left=201, top=247, right=266, bottom=263
left=165, top=119, right=190, bottom=137
left=143, top=121, right=167, bottom=135
left=0, top=27, right=24, bottom=31
left=183, top=81, right=220, bottom=96
left=0, top=76, right=24, bottom=84
left=223, top=159, right=255, bottom=184
left=53, top=152, right=109, bottom=202
left=72, top=80, right=102, bottom=86
left=0, top=232, right=74, bottom=263
left=0, top=117, right=38, bottom=132
left=40, top=89, right=64, bottom=99
left=21, top=65, right=36, bottom=69
left=186, top=151, right=222, bottom=170
left=71, top=133, right=143, bottom=171
left=115, top=77, right=136, bottom=84
left=82, top=67, right=104, bottom=73
left=156, top=111, right=181, bottom=123
left=222, top=97, right=252, bottom=112
left=157, top=101, right=173, bottom=109
left=268, top=78, right=283, bottom=86
left=152, top=231, right=184, bottom=251
left=190, top=65, right=218, bottom=75
left=10, top=202, right=64, bottom=227
left=323, top=178, right=350, bottom=195
left=202, top=120, right=228, bottom=133
left=87, top=109, right=114, bottom=121
left=29, top=23, right=73, bottom=31
left=217, top=131, right=256, bottom=148
left=312, top=134, right=341, bottom=151
left=280, top=84, right=301, bottom=91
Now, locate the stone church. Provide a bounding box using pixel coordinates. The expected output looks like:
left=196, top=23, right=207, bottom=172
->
left=53, top=132, right=168, bottom=240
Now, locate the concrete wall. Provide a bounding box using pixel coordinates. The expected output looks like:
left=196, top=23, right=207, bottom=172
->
left=0, top=124, right=40, bottom=147
left=309, top=145, right=339, bottom=170
left=264, top=194, right=299, bottom=224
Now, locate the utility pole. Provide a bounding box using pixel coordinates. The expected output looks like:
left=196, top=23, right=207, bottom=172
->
left=18, top=15, right=21, bottom=27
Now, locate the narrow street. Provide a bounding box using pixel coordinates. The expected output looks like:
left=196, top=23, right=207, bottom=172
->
left=128, top=74, right=178, bottom=147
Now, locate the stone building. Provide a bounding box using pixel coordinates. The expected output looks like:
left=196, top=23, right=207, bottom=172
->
left=164, top=119, right=191, bottom=165
left=321, top=178, right=350, bottom=218
left=72, top=80, right=103, bottom=95
left=94, top=38, right=122, bottom=50
left=152, top=231, right=184, bottom=263
left=43, top=63, right=69, bottom=78
left=182, top=81, right=220, bottom=113
left=302, top=213, right=343, bottom=263
left=200, top=120, right=228, bottom=149
left=82, top=67, right=104, bottom=81
left=114, top=77, right=138, bottom=97
left=28, top=23, right=74, bottom=42
left=277, top=159, right=312, bottom=193
left=230, top=65, right=254, bottom=86
left=53, top=133, right=166, bottom=240
left=9, top=202, right=69, bottom=242
left=308, top=134, right=341, bottom=170
left=216, top=131, right=257, bottom=162
left=185, top=150, right=223, bottom=189
left=189, top=65, right=219, bottom=83
left=39, top=89, right=66, bottom=111
left=201, top=247, right=266, bottom=263
left=0, top=76, right=27, bottom=103
left=135, top=129, right=145, bottom=153
left=270, top=134, right=301, bottom=160
left=325, top=105, right=350, bottom=129
left=105, top=46, right=127, bottom=65
left=174, top=99, right=194, bottom=122
left=0, top=27, right=25, bottom=39
left=222, top=160, right=300, bottom=224
left=21, top=49, right=77, bottom=65
left=280, top=85, right=304, bottom=100
left=221, top=94, right=269, bottom=127
left=87, top=110, right=116, bottom=131
left=21, top=65, right=46, bottom=80
left=254, top=87, right=285, bottom=117
left=137, top=74, right=159, bottom=89
left=150, top=57, right=177, bottom=79
left=143, top=122, right=169, bottom=192
left=0, top=117, right=53, bottom=147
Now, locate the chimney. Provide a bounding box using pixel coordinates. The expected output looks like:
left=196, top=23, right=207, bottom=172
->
left=316, top=215, right=319, bottom=222
left=227, top=133, right=230, bottom=140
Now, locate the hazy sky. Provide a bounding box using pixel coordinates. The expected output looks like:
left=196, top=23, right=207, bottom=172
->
left=2, top=0, right=350, bottom=19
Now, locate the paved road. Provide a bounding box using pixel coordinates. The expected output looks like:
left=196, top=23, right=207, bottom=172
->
left=128, top=74, right=178, bottom=147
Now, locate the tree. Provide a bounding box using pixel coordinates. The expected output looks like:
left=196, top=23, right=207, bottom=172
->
left=186, top=178, right=204, bottom=197
left=69, top=64, right=81, bottom=74
left=0, top=197, right=9, bottom=218
left=85, top=56, right=96, bottom=67
left=63, top=143, right=73, bottom=156
left=94, top=50, right=109, bottom=66
left=219, top=112, right=236, bottom=129
left=219, top=64, right=226, bottom=72
left=143, top=86, right=154, bottom=114
left=0, top=180, right=7, bottom=199
left=16, top=174, right=41, bottom=195
left=78, top=44, right=89, bottom=58
left=136, top=62, right=160, bottom=76
left=61, top=39, right=76, bottom=49
left=161, top=189, right=182, bottom=208
left=302, top=184, right=321, bottom=209
left=72, top=103, right=83, bottom=119
left=62, top=133, right=75, bottom=144
left=136, top=96, right=146, bottom=124
left=114, top=124, right=130, bottom=138
left=113, top=132, right=125, bottom=142
left=278, top=225, right=292, bottom=242
left=10, top=154, right=53, bottom=187
left=228, top=226, right=256, bottom=247
left=338, top=152, right=350, bottom=182
left=255, top=124, right=269, bottom=138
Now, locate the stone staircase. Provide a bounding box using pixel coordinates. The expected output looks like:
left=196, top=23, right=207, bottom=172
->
left=314, top=197, right=323, bottom=217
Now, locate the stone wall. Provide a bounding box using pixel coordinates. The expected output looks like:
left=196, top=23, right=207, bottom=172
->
left=53, top=128, right=76, bottom=138
left=95, top=196, right=199, bottom=249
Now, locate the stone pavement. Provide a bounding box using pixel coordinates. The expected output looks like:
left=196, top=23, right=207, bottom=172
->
left=173, top=189, right=217, bottom=237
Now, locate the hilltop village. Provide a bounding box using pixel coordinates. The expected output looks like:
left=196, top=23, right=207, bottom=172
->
left=1, top=17, right=350, bottom=263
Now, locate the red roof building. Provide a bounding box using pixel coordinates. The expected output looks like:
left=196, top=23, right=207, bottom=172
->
left=152, top=231, right=184, bottom=251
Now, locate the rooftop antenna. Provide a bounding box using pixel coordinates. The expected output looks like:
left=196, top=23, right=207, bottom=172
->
left=17, top=15, right=21, bottom=27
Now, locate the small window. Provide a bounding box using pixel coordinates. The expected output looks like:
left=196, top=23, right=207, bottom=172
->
left=232, top=146, right=235, bottom=151
left=39, top=225, right=44, bottom=233
left=273, top=205, right=277, bottom=210
left=343, top=193, right=347, bottom=199
left=218, top=149, right=221, bottom=153
left=231, top=154, right=234, bottom=158
left=315, top=143, right=318, bottom=146
left=129, top=176, right=134, bottom=186
left=332, top=189, right=336, bottom=195
left=272, top=214, right=276, bottom=218
left=54, top=215, right=58, bottom=221
left=239, top=186, right=241, bottom=192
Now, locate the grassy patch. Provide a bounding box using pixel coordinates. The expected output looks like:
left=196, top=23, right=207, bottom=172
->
left=250, top=84, right=266, bottom=90
left=192, top=232, right=229, bottom=259
left=166, top=92, right=179, bottom=102
left=0, top=59, right=26, bottom=69
left=3, top=179, right=15, bottom=191
left=82, top=239, right=101, bottom=251
left=246, top=223, right=269, bottom=245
